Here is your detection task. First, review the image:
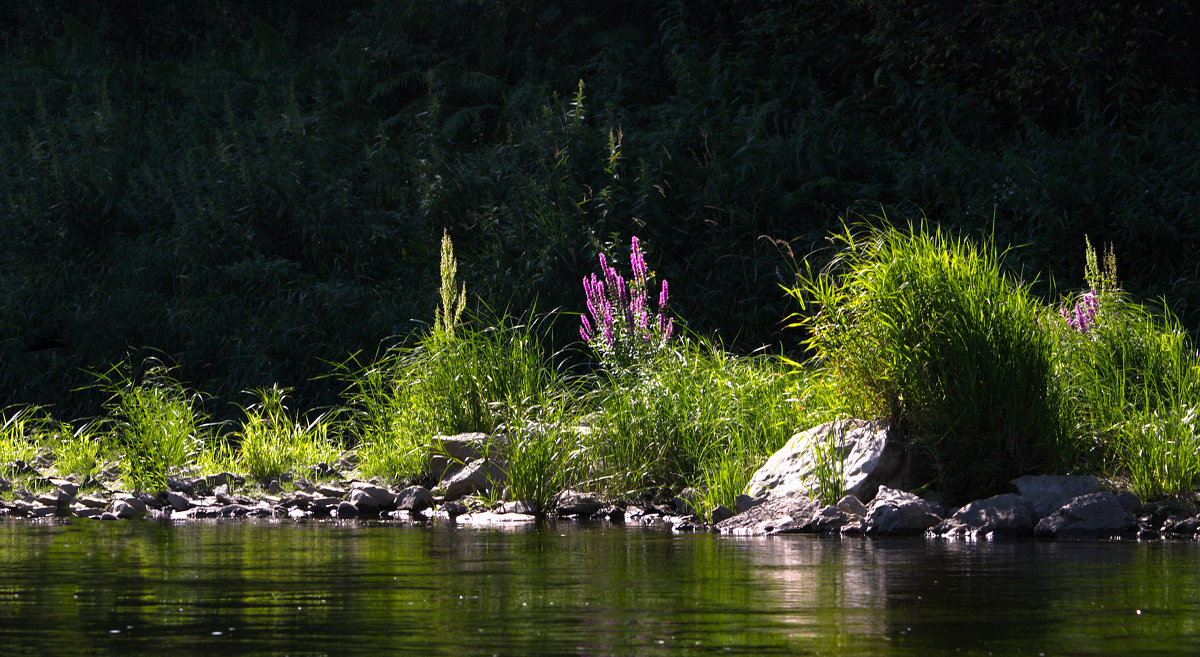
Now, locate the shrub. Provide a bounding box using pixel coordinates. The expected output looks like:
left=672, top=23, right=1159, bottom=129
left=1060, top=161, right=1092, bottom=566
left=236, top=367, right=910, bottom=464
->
left=788, top=221, right=1062, bottom=501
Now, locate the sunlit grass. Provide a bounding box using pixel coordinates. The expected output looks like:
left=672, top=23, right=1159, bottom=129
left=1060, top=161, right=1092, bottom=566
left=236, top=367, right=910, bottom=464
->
left=787, top=220, right=1063, bottom=501
left=236, top=385, right=345, bottom=482
left=93, top=362, right=207, bottom=491
left=1051, top=292, right=1200, bottom=499
left=344, top=309, right=565, bottom=483
left=0, top=407, right=45, bottom=466
left=575, top=337, right=809, bottom=515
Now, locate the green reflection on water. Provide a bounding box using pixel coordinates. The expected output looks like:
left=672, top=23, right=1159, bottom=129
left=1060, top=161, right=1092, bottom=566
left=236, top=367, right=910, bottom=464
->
left=0, top=521, right=1198, bottom=656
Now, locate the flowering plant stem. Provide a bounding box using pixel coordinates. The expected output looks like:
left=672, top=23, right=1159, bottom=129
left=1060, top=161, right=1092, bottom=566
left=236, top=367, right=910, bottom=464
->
left=580, top=236, right=674, bottom=371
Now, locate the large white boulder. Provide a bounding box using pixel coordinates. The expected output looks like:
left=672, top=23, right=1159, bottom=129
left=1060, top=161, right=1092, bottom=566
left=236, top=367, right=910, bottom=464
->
left=745, top=419, right=910, bottom=503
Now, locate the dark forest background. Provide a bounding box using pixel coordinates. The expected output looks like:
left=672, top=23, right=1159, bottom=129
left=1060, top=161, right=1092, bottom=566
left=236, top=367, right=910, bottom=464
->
left=2, top=0, right=1199, bottom=420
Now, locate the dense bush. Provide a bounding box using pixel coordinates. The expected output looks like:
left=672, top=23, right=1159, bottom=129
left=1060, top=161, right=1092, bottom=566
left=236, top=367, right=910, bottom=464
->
left=789, top=222, right=1063, bottom=500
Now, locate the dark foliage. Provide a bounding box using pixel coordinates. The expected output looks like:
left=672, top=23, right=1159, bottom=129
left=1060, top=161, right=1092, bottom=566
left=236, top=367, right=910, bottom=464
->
left=2, top=0, right=1198, bottom=419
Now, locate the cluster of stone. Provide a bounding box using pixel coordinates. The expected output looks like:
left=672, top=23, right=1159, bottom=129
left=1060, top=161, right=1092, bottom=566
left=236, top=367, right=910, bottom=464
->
left=0, top=433, right=626, bottom=525
left=713, top=419, right=1200, bottom=540
left=2, top=422, right=1199, bottom=540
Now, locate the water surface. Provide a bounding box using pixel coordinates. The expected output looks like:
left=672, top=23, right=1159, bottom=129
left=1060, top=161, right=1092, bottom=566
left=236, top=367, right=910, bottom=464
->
left=0, top=520, right=1196, bottom=656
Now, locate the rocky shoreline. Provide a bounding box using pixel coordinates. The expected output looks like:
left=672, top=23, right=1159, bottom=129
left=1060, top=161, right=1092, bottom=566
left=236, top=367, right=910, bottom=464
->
left=2, top=427, right=1198, bottom=541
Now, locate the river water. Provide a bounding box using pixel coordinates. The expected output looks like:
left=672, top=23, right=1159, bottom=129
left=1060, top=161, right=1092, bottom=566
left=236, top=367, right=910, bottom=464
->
left=0, top=520, right=1197, bottom=656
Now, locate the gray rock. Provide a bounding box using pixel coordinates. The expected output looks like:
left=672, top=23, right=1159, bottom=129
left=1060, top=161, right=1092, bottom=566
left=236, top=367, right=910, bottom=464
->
left=336, top=501, right=360, bottom=519
left=316, top=483, right=347, bottom=497
left=457, top=511, right=538, bottom=525
left=76, top=495, right=108, bottom=510
left=437, top=458, right=505, bottom=501
left=809, top=505, right=855, bottom=533
left=711, top=505, right=735, bottom=524
left=429, top=454, right=464, bottom=483
left=287, top=508, right=310, bottom=520
left=0, top=477, right=10, bottom=492
left=745, top=419, right=913, bottom=504
left=308, top=497, right=341, bottom=516
left=196, top=472, right=245, bottom=495
left=836, top=494, right=868, bottom=517
left=109, top=496, right=147, bottom=519
left=3, top=460, right=35, bottom=476
left=441, top=500, right=469, bottom=519
left=50, top=478, right=79, bottom=504
left=305, top=463, right=339, bottom=480
left=219, top=504, right=250, bottom=518
left=498, top=500, right=538, bottom=515
left=1163, top=516, right=1200, bottom=537
left=554, top=490, right=604, bottom=517
left=334, top=449, right=360, bottom=472
left=74, top=507, right=104, bottom=519
left=246, top=506, right=274, bottom=519
left=346, top=488, right=383, bottom=514
left=715, top=493, right=822, bottom=535
left=167, top=475, right=197, bottom=495
left=735, top=494, right=765, bottom=514
left=673, top=488, right=701, bottom=516
left=395, top=485, right=434, bottom=512
left=1115, top=490, right=1141, bottom=514
left=1009, top=475, right=1103, bottom=518
left=164, top=492, right=192, bottom=512
left=174, top=506, right=222, bottom=520
left=100, top=512, right=120, bottom=520
left=1035, top=492, right=1138, bottom=539
left=432, top=432, right=491, bottom=463
left=929, top=493, right=1038, bottom=539
left=348, top=483, right=398, bottom=511
left=864, top=486, right=942, bottom=535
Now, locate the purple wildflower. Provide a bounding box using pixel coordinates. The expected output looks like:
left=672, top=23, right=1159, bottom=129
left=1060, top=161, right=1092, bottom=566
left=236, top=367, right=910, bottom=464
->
left=579, top=236, right=676, bottom=367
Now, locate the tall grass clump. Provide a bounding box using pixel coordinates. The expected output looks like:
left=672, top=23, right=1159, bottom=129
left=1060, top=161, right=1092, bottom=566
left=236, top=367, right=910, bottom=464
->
left=0, top=406, right=49, bottom=466
left=94, top=362, right=206, bottom=491
left=500, top=404, right=586, bottom=513
left=788, top=221, right=1062, bottom=501
left=578, top=337, right=808, bottom=513
left=345, top=231, right=565, bottom=482
left=236, top=385, right=344, bottom=482
left=52, top=420, right=107, bottom=480
left=1050, top=243, right=1200, bottom=499
left=347, top=312, right=564, bottom=482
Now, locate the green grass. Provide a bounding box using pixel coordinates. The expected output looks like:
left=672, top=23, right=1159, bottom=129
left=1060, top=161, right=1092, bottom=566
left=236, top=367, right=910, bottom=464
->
left=1050, top=292, right=1200, bottom=499
left=788, top=221, right=1064, bottom=500
left=0, top=406, right=45, bottom=466
left=500, top=404, right=585, bottom=513
left=344, top=309, right=566, bottom=484
left=2, top=222, right=1200, bottom=511
left=93, top=362, right=207, bottom=491
left=235, top=385, right=345, bottom=483
left=574, top=337, right=810, bottom=515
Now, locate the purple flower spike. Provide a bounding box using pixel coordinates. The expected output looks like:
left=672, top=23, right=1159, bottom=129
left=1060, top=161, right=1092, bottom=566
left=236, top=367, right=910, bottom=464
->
left=580, top=236, right=676, bottom=368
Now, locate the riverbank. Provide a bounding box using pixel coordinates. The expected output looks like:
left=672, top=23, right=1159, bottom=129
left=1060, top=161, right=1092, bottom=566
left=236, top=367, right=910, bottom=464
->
left=3, top=432, right=1199, bottom=543
left=4, top=225, right=1200, bottom=526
